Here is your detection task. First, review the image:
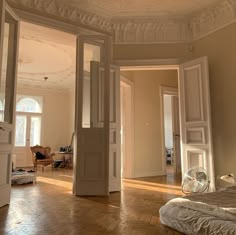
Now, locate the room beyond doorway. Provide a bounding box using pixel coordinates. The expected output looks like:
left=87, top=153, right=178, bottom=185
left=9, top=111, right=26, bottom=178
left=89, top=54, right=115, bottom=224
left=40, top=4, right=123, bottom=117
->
left=14, top=21, right=76, bottom=179
left=160, top=86, right=181, bottom=178
left=120, top=77, right=134, bottom=178
left=120, top=69, right=180, bottom=179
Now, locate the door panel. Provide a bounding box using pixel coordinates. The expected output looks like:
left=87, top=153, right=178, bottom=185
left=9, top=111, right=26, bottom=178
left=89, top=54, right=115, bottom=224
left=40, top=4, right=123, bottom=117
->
left=0, top=0, right=19, bottom=207
left=171, top=96, right=181, bottom=175
left=74, top=35, right=111, bottom=196
left=109, top=66, right=121, bottom=192
left=90, top=62, right=121, bottom=192
left=179, top=57, right=215, bottom=191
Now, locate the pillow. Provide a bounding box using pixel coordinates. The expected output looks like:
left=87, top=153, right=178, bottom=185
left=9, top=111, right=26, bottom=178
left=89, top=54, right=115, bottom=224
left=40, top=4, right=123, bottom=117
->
left=35, top=151, right=46, bottom=159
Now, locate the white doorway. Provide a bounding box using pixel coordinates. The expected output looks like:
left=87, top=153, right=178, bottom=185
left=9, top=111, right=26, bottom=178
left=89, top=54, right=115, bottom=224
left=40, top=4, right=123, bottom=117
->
left=161, top=90, right=181, bottom=177
left=120, top=76, right=134, bottom=178
left=160, top=86, right=181, bottom=177
left=14, top=21, right=76, bottom=172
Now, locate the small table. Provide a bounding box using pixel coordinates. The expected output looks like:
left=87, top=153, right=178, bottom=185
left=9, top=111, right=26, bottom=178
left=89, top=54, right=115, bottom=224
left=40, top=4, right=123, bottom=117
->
left=56, top=152, right=73, bottom=168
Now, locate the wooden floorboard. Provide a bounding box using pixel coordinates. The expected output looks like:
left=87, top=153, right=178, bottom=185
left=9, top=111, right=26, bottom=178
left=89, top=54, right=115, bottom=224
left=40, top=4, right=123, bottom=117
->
left=0, top=168, right=184, bottom=235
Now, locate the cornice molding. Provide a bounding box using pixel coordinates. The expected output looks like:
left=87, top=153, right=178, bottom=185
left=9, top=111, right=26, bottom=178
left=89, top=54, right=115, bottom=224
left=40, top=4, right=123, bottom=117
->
left=190, top=0, right=236, bottom=40
left=112, top=0, right=236, bottom=44
left=7, top=0, right=236, bottom=44
left=7, top=0, right=112, bottom=33
left=111, top=18, right=191, bottom=44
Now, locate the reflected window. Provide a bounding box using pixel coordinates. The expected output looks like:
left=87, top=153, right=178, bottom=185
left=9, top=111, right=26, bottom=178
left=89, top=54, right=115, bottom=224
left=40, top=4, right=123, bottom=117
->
left=0, top=99, right=3, bottom=110
left=16, top=97, right=42, bottom=113
left=0, top=98, right=3, bottom=121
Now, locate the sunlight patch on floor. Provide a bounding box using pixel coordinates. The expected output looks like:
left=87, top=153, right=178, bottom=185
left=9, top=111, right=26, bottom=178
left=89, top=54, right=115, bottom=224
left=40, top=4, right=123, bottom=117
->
left=123, top=179, right=181, bottom=190
left=37, top=176, right=72, bottom=189
left=58, top=174, right=73, bottom=178
left=123, top=181, right=183, bottom=196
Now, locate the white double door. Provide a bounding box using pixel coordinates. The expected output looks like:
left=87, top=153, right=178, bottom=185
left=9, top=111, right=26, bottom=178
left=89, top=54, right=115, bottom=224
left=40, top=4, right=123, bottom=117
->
left=0, top=0, right=19, bottom=207
left=14, top=113, right=41, bottom=167
left=74, top=35, right=121, bottom=195
left=179, top=57, right=215, bottom=191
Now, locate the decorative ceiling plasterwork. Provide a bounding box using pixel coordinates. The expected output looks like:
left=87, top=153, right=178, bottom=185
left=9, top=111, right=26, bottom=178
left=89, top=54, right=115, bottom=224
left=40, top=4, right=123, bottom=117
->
left=111, top=18, right=191, bottom=44
left=16, top=22, right=76, bottom=92
left=17, top=36, right=76, bottom=91
left=56, top=0, right=220, bottom=18
left=190, top=0, right=236, bottom=40
left=7, top=0, right=236, bottom=44
left=7, top=0, right=112, bottom=32
left=112, top=0, right=236, bottom=44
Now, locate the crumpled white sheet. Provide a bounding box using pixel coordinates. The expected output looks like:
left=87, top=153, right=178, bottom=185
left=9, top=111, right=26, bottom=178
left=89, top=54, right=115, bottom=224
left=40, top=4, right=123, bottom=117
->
left=160, top=186, right=236, bottom=235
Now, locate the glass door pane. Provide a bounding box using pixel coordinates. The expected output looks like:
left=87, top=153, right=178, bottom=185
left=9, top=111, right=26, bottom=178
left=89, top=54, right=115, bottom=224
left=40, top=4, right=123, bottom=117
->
left=15, top=115, right=26, bottom=146
left=0, top=10, right=18, bottom=123
left=0, top=98, right=3, bottom=120
left=30, top=116, right=41, bottom=146
left=0, top=22, right=9, bottom=122
left=82, top=43, right=101, bottom=128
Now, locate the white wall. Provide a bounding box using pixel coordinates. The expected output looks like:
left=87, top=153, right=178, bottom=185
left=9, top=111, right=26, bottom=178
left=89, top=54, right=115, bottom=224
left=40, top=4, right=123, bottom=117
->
left=121, top=70, right=178, bottom=177
left=16, top=87, right=74, bottom=152
left=116, top=23, right=236, bottom=179
left=164, top=95, right=173, bottom=149
left=192, top=23, right=236, bottom=177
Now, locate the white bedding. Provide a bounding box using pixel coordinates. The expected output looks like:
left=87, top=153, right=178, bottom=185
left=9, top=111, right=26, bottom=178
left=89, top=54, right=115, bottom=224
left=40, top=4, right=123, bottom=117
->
left=160, top=186, right=236, bottom=235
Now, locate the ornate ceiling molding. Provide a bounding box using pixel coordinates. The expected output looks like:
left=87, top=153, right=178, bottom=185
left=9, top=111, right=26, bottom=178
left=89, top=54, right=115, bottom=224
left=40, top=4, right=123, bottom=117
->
left=7, top=0, right=236, bottom=44
left=112, top=0, right=236, bottom=44
left=111, top=18, right=191, bottom=44
left=190, top=0, right=236, bottom=40
left=7, top=0, right=112, bottom=32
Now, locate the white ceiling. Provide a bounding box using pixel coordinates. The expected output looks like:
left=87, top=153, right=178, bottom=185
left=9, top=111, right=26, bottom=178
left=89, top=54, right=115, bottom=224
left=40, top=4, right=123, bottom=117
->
left=18, top=22, right=76, bottom=91
left=18, top=22, right=103, bottom=91
left=56, top=0, right=221, bottom=17
left=16, top=0, right=223, bottom=91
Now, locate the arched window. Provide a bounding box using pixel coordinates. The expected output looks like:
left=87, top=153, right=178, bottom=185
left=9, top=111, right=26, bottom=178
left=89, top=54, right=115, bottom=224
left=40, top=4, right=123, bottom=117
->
left=15, top=96, right=42, bottom=147
left=16, top=97, right=42, bottom=113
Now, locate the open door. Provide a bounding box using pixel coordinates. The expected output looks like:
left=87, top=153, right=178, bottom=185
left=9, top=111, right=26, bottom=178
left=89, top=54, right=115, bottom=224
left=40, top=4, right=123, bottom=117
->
left=108, top=65, right=121, bottom=192
left=74, top=35, right=121, bottom=195
left=90, top=62, right=121, bottom=192
left=0, top=0, right=19, bottom=207
left=171, top=96, right=181, bottom=175
left=179, top=57, right=215, bottom=191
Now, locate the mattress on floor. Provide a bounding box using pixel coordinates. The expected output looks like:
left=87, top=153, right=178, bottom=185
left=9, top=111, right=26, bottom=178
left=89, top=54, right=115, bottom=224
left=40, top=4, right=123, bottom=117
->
left=159, top=186, right=236, bottom=235
left=12, top=171, right=36, bottom=184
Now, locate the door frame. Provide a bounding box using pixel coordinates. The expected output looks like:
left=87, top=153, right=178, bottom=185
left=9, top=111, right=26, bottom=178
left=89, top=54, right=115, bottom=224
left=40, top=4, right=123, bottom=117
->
left=120, top=64, right=180, bottom=178
left=120, top=75, right=134, bottom=178
left=3, top=6, right=214, bottom=191
left=0, top=0, right=20, bottom=207
left=160, top=86, right=179, bottom=175
left=8, top=10, right=112, bottom=196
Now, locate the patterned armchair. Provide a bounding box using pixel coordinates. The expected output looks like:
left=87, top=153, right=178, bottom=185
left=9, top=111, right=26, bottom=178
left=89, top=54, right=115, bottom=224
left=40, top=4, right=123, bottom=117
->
left=30, top=145, right=55, bottom=171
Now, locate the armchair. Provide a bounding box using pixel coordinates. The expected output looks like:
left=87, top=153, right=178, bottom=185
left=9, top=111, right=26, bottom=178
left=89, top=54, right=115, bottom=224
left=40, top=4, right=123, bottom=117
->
left=30, top=145, right=55, bottom=171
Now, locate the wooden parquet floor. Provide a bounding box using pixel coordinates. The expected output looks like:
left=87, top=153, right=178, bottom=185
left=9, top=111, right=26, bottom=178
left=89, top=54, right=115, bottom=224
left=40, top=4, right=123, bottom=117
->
left=0, top=168, right=184, bottom=235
